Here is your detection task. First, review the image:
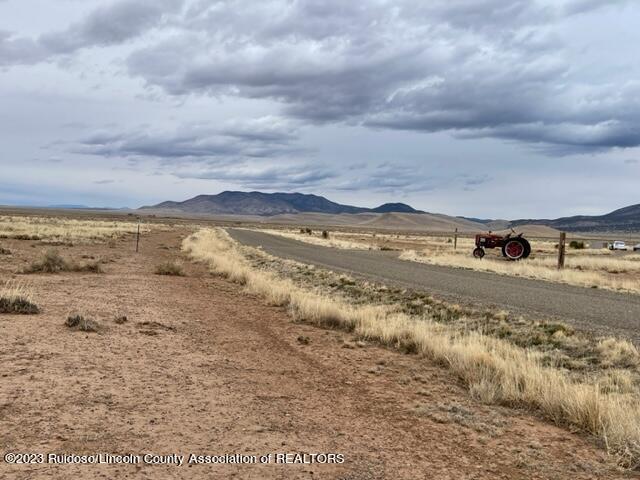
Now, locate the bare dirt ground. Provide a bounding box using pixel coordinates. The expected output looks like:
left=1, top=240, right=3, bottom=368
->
left=0, top=229, right=636, bottom=479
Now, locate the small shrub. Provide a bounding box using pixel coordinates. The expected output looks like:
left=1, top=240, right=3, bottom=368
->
left=114, top=315, right=128, bottom=324
left=26, top=249, right=68, bottom=273
left=0, top=247, right=11, bottom=255
left=24, top=249, right=102, bottom=274
left=65, top=314, right=99, bottom=332
left=597, top=338, right=640, bottom=368
left=304, top=228, right=313, bottom=235
left=155, top=261, right=184, bottom=276
left=569, top=240, right=586, bottom=249
left=0, top=281, right=39, bottom=314
left=321, top=230, right=329, bottom=239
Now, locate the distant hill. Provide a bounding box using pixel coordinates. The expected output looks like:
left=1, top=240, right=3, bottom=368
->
left=494, top=224, right=561, bottom=237
left=510, top=204, right=640, bottom=233
left=47, top=204, right=90, bottom=209
left=371, top=203, right=424, bottom=214
left=457, top=203, right=640, bottom=233
left=141, top=191, right=422, bottom=216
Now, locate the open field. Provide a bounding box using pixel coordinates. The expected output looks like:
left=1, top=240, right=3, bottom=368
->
left=2, top=211, right=640, bottom=478
left=0, top=215, right=157, bottom=244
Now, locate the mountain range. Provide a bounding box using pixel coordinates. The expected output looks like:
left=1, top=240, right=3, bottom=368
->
left=463, top=204, right=640, bottom=233
left=141, top=191, right=640, bottom=233
left=141, top=191, right=423, bottom=216
left=511, top=203, right=640, bottom=233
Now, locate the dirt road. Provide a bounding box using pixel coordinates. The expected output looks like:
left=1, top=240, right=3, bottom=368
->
left=0, top=229, right=634, bottom=479
left=229, top=229, right=640, bottom=342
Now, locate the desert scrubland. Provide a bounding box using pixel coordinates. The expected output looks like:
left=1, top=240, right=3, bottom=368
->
left=1, top=213, right=639, bottom=479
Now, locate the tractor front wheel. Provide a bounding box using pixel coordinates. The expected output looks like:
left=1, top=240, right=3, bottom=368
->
left=502, top=238, right=527, bottom=260
left=473, top=247, right=485, bottom=259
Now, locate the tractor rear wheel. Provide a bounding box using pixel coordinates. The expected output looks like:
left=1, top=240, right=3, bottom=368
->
left=502, top=238, right=527, bottom=260
left=473, top=247, right=485, bottom=259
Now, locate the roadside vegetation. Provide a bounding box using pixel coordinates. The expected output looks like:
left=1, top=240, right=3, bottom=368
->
left=0, top=215, right=153, bottom=244
left=184, top=227, right=640, bottom=468
left=0, top=281, right=39, bottom=314
left=400, top=250, right=640, bottom=294
left=257, top=228, right=378, bottom=250
left=255, top=228, right=640, bottom=294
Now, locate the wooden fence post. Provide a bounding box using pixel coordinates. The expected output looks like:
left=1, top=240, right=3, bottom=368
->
left=136, top=221, right=140, bottom=253
left=557, top=232, right=566, bottom=269
left=454, top=228, right=458, bottom=250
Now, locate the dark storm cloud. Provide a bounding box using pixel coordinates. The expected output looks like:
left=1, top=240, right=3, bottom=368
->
left=0, top=0, right=183, bottom=65
left=0, top=30, right=44, bottom=65
left=335, top=163, right=435, bottom=193
left=74, top=117, right=303, bottom=161
left=41, top=0, right=183, bottom=54
left=119, top=0, right=640, bottom=153
left=173, top=164, right=337, bottom=190
left=463, top=175, right=492, bottom=187
left=335, top=165, right=494, bottom=195
left=3, top=0, right=639, bottom=179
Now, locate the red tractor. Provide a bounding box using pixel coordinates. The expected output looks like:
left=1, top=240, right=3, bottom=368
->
left=473, top=231, right=531, bottom=260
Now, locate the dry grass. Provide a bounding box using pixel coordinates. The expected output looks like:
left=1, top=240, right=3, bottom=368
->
left=154, top=261, right=185, bottom=276
left=24, top=249, right=103, bottom=274
left=257, top=229, right=378, bottom=250
left=534, top=254, right=640, bottom=273
left=0, top=280, right=39, bottom=314
left=183, top=227, right=640, bottom=467
left=0, top=215, right=154, bottom=244
left=597, top=339, right=640, bottom=369
left=400, top=250, right=640, bottom=294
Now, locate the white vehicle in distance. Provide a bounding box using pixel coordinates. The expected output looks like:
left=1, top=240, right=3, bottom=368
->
left=609, top=240, right=627, bottom=251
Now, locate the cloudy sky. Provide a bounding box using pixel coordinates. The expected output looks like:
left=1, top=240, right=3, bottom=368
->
left=1, top=0, right=638, bottom=218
